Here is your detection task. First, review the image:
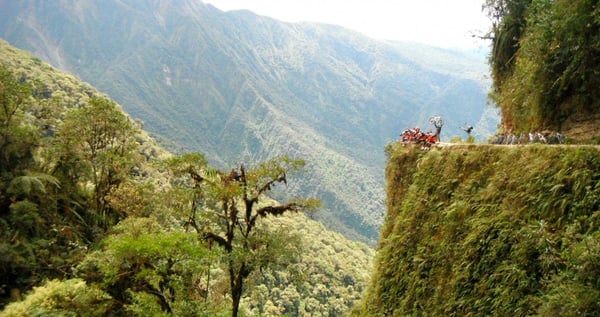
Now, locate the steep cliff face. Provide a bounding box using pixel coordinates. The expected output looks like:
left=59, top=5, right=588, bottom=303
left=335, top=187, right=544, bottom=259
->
left=357, top=143, right=600, bottom=316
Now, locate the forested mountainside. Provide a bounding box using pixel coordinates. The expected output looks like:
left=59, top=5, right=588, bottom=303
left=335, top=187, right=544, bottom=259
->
left=356, top=144, right=600, bottom=315
left=0, top=40, right=373, bottom=316
left=0, top=0, right=495, bottom=244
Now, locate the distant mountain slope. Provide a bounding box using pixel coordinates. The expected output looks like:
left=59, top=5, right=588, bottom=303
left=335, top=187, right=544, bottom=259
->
left=0, top=38, right=166, bottom=162
left=0, top=0, right=496, bottom=243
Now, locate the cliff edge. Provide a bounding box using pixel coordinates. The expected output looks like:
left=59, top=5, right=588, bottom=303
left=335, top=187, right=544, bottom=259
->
left=356, top=143, right=600, bottom=316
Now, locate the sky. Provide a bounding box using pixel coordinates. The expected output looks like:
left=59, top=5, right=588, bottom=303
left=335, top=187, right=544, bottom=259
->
left=203, top=0, right=492, bottom=49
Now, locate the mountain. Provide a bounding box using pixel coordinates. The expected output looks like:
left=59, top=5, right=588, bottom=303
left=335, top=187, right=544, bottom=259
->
left=0, top=40, right=374, bottom=315
left=0, top=0, right=497, bottom=243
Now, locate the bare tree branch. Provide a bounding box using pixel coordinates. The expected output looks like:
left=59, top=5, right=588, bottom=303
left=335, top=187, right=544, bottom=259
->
left=203, top=232, right=230, bottom=251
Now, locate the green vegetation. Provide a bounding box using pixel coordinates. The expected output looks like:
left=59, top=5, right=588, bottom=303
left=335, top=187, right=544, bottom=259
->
left=0, top=279, right=112, bottom=317
left=0, top=0, right=495, bottom=244
left=77, top=217, right=222, bottom=316
left=56, top=96, right=141, bottom=228
left=161, top=153, right=321, bottom=316
left=5, top=1, right=600, bottom=315
left=355, top=1, right=600, bottom=314
left=245, top=213, right=373, bottom=316
left=0, top=41, right=373, bottom=316
left=0, top=63, right=101, bottom=305
left=356, top=143, right=600, bottom=315
left=485, top=0, right=600, bottom=137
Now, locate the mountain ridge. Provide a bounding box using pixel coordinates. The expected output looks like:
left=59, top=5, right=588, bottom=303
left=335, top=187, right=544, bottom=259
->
left=0, top=0, right=496, bottom=243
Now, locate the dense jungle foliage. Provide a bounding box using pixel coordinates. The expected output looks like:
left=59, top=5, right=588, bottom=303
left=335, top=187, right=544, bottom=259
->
left=0, top=42, right=373, bottom=316
left=485, top=0, right=600, bottom=135
left=355, top=143, right=600, bottom=316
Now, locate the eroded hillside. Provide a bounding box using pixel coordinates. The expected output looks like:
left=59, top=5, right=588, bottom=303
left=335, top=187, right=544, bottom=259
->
left=356, top=143, right=600, bottom=316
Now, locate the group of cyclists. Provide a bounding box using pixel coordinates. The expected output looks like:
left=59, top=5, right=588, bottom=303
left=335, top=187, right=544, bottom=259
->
left=400, top=115, right=567, bottom=148
left=400, top=127, right=439, bottom=148
left=399, top=116, right=444, bottom=150
left=489, top=131, right=566, bottom=145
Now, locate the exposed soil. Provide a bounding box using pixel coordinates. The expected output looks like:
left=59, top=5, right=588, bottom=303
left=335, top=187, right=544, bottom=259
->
left=561, top=112, right=600, bottom=143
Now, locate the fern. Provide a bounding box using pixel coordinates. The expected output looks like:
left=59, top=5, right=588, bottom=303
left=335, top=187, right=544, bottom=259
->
left=7, top=171, right=60, bottom=199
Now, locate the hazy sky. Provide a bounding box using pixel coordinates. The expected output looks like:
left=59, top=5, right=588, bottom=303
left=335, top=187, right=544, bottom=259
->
left=204, top=0, right=492, bottom=48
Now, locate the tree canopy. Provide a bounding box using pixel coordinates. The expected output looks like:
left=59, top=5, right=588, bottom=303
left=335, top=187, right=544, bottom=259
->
left=162, top=154, right=320, bottom=316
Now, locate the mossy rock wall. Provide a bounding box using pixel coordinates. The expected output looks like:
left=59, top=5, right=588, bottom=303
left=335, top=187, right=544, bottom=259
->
left=358, top=143, right=600, bottom=316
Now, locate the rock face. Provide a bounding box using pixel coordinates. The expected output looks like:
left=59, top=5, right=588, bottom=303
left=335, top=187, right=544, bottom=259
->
left=561, top=111, right=600, bottom=142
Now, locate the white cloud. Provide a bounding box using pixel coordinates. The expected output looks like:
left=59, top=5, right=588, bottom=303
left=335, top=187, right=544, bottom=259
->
left=204, top=0, right=491, bottom=48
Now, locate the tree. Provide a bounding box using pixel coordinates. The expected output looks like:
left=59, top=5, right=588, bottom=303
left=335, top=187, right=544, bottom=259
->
left=0, top=66, right=51, bottom=307
left=54, top=97, right=140, bottom=229
left=0, top=65, right=37, bottom=211
left=484, top=0, right=532, bottom=90
left=76, top=217, right=222, bottom=316
left=163, top=154, right=320, bottom=317
left=0, top=278, right=112, bottom=317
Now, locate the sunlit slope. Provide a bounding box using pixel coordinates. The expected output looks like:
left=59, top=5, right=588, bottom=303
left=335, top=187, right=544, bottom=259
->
left=0, top=0, right=494, bottom=244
